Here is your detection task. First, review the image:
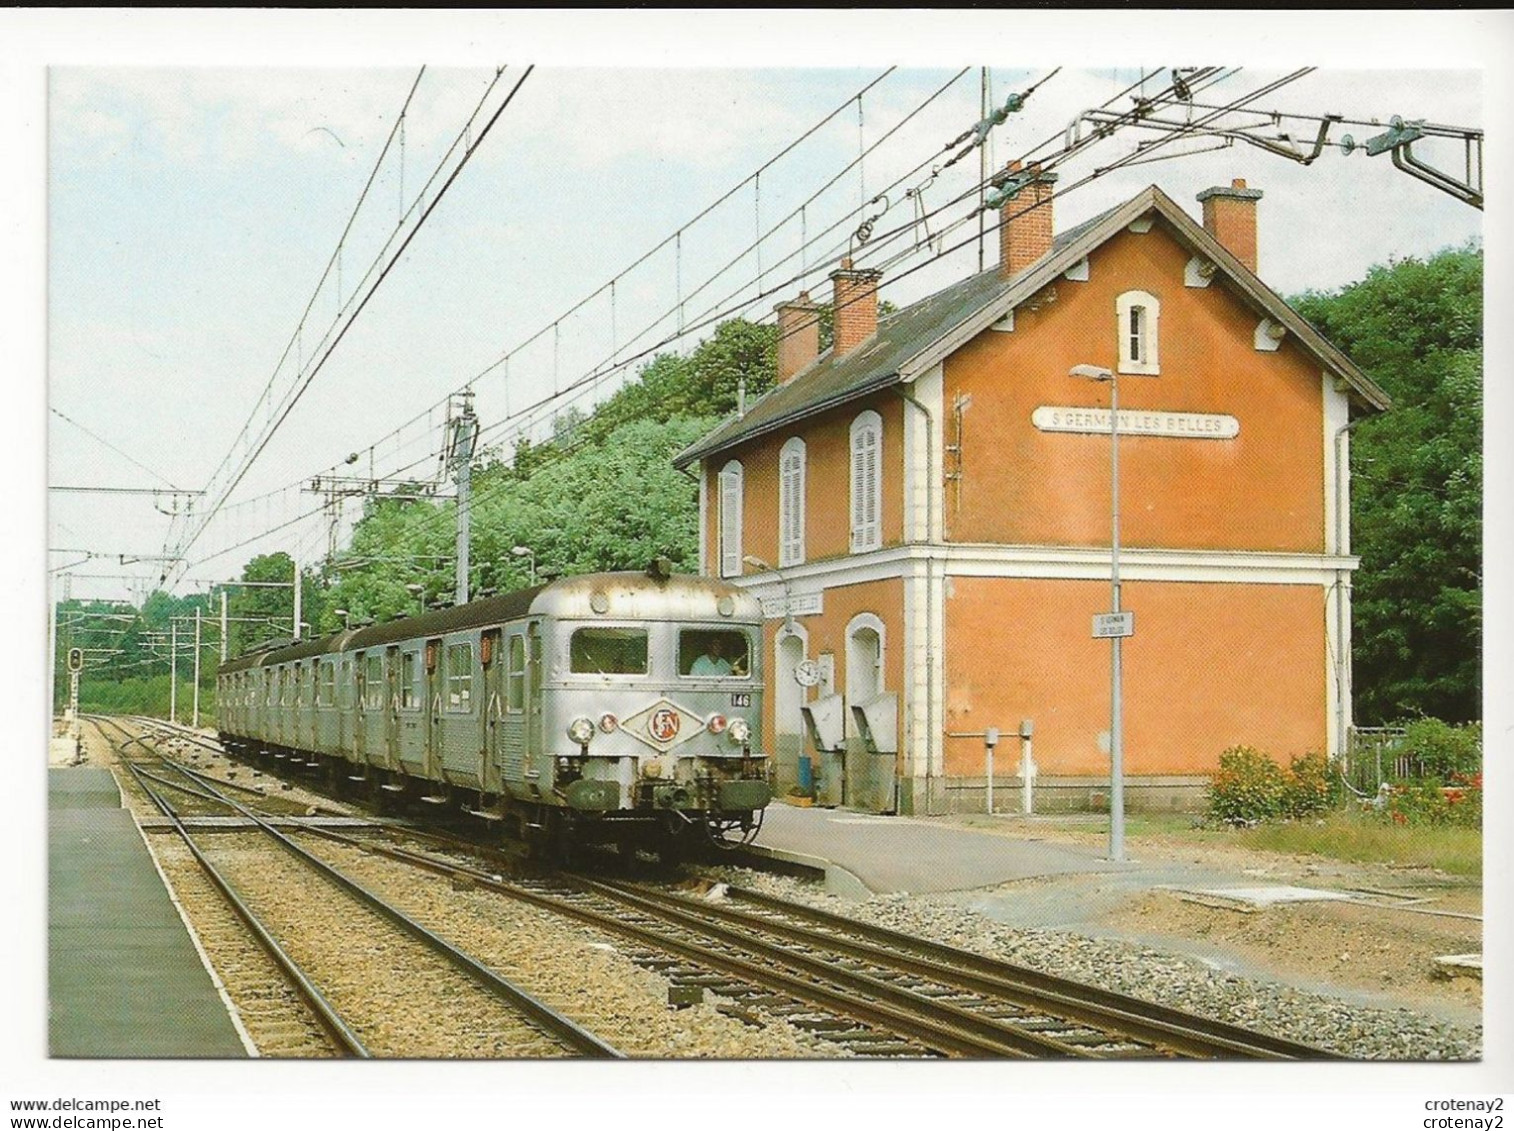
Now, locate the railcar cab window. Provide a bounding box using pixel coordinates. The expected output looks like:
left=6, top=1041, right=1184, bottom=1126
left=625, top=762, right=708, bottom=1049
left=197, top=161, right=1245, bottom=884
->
left=680, top=630, right=750, bottom=678
left=569, top=627, right=648, bottom=676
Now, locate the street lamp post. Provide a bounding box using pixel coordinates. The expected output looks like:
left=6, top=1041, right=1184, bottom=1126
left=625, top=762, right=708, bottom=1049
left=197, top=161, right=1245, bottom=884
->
left=511, top=545, right=536, bottom=585
left=1070, top=363, right=1125, bottom=863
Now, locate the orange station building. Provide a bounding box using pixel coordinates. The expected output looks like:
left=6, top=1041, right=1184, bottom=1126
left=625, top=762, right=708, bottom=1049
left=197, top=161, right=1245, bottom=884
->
left=674, top=172, right=1389, bottom=815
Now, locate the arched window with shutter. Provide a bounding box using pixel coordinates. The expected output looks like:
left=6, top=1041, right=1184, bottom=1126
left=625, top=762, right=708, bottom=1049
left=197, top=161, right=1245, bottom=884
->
left=1117, top=289, right=1160, bottom=375
left=719, top=460, right=744, bottom=577
left=779, top=437, right=806, bottom=567
left=849, top=411, right=882, bottom=553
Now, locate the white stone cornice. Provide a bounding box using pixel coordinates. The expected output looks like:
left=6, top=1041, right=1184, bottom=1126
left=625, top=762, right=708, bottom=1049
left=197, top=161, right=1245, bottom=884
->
left=734, top=542, right=1358, bottom=595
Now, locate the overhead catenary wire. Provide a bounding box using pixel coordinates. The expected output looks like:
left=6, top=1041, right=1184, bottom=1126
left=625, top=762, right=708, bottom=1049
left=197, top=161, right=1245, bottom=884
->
left=259, top=68, right=1286, bottom=581
left=188, top=67, right=1217, bottom=578
left=163, top=67, right=968, bottom=579
left=81, top=65, right=1184, bottom=597
left=160, top=66, right=532, bottom=586
left=174, top=67, right=1317, bottom=600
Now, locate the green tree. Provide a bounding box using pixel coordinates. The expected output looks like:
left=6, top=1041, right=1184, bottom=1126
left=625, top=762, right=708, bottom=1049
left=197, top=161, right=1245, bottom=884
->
left=224, top=553, right=324, bottom=656
left=1292, top=244, right=1482, bottom=724
left=289, top=316, right=770, bottom=627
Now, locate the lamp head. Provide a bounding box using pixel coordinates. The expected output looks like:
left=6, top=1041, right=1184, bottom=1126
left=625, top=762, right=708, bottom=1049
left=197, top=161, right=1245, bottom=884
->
left=1069, top=363, right=1114, bottom=381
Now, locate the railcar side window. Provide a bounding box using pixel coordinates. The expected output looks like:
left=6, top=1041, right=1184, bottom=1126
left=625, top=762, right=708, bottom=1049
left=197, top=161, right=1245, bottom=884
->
left=400, top=651, right=419, bottom=710
left=317, top=660, right=336, bottom=707
left=446, top=643, right=474, bottom=711
left=364, top=655, right=384, bottom=710
left=680, top=630, right=751, bottom=678
left=569, top=627, right=648, bottom=675
left=507, top=634, right=526, bottom=711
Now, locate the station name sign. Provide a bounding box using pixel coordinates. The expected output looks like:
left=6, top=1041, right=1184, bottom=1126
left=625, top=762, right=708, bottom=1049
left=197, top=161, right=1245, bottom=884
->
left=1033, top=406, right=1239, bottom=440
left=761, top=592, right=824, bottom=619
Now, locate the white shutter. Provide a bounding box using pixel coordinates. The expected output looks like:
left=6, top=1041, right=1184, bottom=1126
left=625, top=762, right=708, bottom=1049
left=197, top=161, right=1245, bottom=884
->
left=780, top=439, right=805, bottom=567
left=719, top=462, right=742, bottom=577
left=850, top=412, right=881, bottom=552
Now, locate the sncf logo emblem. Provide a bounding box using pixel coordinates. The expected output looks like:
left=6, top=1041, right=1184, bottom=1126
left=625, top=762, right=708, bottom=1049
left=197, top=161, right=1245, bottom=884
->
left=622, top=698, right=698, bottom=753
left=649, top=708, right=681, bottom=743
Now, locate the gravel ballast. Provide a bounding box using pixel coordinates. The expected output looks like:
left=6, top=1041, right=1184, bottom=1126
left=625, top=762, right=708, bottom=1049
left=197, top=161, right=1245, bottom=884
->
left=700, top=865, right=1482, bottom=1061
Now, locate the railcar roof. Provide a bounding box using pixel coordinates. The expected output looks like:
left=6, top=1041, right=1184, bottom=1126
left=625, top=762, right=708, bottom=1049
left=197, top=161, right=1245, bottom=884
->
left=215, top=571, right=760, bottom=674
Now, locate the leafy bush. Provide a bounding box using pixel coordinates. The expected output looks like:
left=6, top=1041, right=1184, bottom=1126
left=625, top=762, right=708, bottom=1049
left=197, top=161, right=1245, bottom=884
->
left=1207, top=746, right=1339, bottom=825
left=1280, top=751, right=1339, bottom=818
left=1397, top=717, right=1482, bottom=780
left=1207, top=746, right=1287, bottom=825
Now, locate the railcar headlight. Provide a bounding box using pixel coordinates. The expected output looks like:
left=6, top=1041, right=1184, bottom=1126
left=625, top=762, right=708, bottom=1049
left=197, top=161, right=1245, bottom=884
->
left=727, top=717, right=751, bottom=745
left=566, top=716, right=595, bottom=745
left=598, top=712, right=619, bottom=733
left=706, top=713, right=728, bottom=735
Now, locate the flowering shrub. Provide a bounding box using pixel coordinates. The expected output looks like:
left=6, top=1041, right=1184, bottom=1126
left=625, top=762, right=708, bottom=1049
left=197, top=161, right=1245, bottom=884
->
left=1380, top=770, right=1482, bottom=828
left=1280, top=751, right=1340, bottom=818
left=1207, top=746, right=1338, bottom=825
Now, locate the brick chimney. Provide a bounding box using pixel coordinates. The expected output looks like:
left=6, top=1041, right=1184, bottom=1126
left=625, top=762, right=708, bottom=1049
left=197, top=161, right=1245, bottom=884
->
left=775, top=291, right=823, bottom=385
left=999, top=160, right=1057, bottom=278
left=1197, top=178, right=1264, bottom=274
left=829, top=258, right=882, bottom=359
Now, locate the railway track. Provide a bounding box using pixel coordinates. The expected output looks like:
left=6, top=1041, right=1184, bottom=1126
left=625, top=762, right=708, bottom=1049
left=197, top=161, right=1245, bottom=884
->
left=224, top=798, right=1333, bottom=1058
left=102, top=715, right=1334, bottom=1059
left=92, top=718, right=622, bottom=1059
left=580, top=877, right=1335, bottom=1060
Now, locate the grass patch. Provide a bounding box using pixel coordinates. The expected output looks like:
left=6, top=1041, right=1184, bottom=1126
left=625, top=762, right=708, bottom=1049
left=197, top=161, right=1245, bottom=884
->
left=1227, top=811, right=1482, bottom=878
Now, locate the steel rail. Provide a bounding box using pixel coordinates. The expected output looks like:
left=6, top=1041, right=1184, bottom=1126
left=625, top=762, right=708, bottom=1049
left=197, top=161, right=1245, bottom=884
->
left=157, top=754, right=623, bottom=1060
left=720, top=884, right=1336, bottom=1060
left=107, top=745, right=371, bottom=1057
left=495, top=876, right=1078, bottom=1058
left=591, top=879, right=1332, bottom=1060
left=243, top=822, right=1066, bottom=1057
left=202, top=788, right=1308, bottom=1059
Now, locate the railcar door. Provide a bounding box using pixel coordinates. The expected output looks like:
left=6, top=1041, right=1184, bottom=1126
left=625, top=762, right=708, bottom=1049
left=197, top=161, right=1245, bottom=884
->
left=525, top=621, right=543, bottom=769
left=338, top=657, right=353, bottom=759
left=385, top=645, right=404, bottom=772
left=479, top=629, right=501, bottom=793
left=438, top=636, right=479, bottom=787
left=494, top=627, right=527, bottom=791
left=352, top=652, right=368, bottom=765
left=424, top=637, right=443, bottom=782
left=396, top=645, right=426, bottom=775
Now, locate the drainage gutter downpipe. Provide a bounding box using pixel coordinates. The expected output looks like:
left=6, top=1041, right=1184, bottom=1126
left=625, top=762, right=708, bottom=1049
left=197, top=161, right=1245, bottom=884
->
left=895, top=385, right=938, bottom=815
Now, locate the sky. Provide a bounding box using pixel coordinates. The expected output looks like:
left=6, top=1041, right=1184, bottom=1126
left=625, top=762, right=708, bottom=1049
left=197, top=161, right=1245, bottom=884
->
left=5, top=7, right=1514, bottom=1125
left=36, top=48, right=1491, bottom=609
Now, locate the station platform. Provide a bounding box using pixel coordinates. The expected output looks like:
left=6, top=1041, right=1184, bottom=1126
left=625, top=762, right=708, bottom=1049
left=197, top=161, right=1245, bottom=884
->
left=49, top=767, right=252, bottom=1058
left=748, top=801, right=1129, bottom=898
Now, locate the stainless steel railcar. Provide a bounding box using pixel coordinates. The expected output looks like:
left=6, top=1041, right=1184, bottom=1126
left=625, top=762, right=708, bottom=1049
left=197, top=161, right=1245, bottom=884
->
left=216, top=564, right=772, bottom=854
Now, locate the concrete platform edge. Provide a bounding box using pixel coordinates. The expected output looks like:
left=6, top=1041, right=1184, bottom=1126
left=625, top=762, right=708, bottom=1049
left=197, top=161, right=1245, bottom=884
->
left=740, top=844, right=873, bottom=901
left=124, top=789, right=260, bottom=1057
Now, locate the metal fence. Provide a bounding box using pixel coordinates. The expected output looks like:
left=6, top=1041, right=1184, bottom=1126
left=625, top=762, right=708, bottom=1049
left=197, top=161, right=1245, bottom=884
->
left=1341, top=725, right=1413, bottom=795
